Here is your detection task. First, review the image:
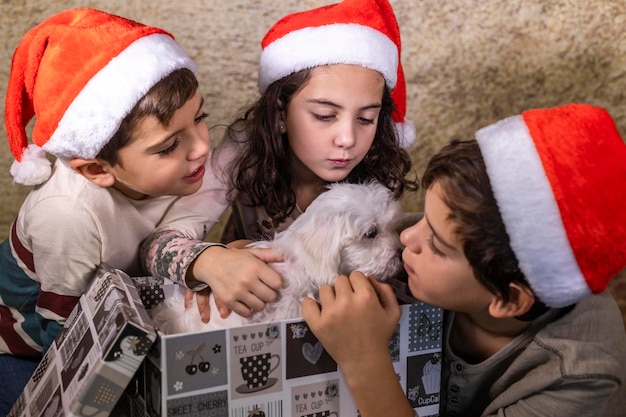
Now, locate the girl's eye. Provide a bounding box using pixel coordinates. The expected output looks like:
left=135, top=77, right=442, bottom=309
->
left=357, top=116, right=375, bottom=125
left=427, top=235, right=445, bottom=257
left=313, top=113, right=334, bottom=122
left=195, top=112, right=209, bottom=123
left=158, top=139, right=180, bottom=156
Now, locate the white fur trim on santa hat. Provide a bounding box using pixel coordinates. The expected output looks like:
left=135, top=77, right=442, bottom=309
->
left=258, top=23, right=398, bottom=92
left=475, top=115, right=591, bottom=308
left=44, top=34, right=196, bottom=160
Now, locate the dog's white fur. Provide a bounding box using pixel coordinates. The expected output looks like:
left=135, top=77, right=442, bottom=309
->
left=151, top=181, right=404, bottom=334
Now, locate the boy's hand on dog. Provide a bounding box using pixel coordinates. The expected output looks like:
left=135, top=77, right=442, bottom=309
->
left=197, top=239, right=262, bottom=321
left=302, top=271, right=401, bottom=373
left=185, top=287, right=211, bottom=321
left=226, top=239, right=252, bottom=249
left=190, top=245, right=284, bottom=320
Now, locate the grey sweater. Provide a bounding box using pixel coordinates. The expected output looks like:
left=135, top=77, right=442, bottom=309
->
left=441, top=292, right=626, bottom=417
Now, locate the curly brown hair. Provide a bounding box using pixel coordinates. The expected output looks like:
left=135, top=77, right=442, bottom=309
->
left=97, top=68, right=198, bottom=166
left=422, top=140, right=547, bottom=319
left=219, top=68, right=418, bottom=225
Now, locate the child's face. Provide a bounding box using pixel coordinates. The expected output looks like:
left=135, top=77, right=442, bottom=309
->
left=284, top=64, right=383, bottom=184
left=400, top=182, right=495, bottom=312
left=106, top=91, right=210, bottom=199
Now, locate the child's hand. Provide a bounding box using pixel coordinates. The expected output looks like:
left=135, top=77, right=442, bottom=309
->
left=184, top=287, right=215, bottom=323
left=226, top=239, right=252, bottom=249
left=192, top=239, right=254, bottom=321
left=303, top=273, right=413, bottom=417
left=301, top=271, right=401, bottom=372
left=190, top=245, right=284, bottom=318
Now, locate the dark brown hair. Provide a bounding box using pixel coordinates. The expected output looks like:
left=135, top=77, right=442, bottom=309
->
left=218, top=68, right=418, bottom=224
left=422, top=140, right=547, bottom=319
left=97, top=68, right=198, bottom=166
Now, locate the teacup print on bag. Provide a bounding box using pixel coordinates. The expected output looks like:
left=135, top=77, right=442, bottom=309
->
left=230, top=323, right=283, bottom=399
left=301, top=412, right=337, bottom=417
left=238, top=353, right=281, bottom=393
left=292, top=380, right=340, bottom=417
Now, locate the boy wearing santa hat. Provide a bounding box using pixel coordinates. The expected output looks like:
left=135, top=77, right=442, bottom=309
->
left=303, top=103, right=626, bottom=416
left=0, top=8, right=283, bottom=412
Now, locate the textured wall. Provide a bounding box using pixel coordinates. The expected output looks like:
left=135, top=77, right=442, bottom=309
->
left=1, top=0, right=625, bottom=323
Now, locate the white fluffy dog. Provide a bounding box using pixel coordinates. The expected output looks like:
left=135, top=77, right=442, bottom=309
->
left=151, top=181, right=405, bottom=334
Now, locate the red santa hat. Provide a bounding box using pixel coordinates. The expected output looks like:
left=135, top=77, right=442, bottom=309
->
left=475, top=103, right=626, bottom=308
left=257, top=0, right=415, bottom=148
left=5, top=8, right=196, bottom=185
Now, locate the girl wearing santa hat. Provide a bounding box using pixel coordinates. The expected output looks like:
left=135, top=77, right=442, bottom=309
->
left=141, top=0, right=419, bottom=319
left=303, top=103, right=626, bottom=417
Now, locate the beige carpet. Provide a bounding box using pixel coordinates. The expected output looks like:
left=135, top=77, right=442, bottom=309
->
left=1, top=0, right=625, bottom=326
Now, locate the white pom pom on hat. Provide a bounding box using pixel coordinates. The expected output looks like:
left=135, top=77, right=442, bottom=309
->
left=5, top=8, right=196, bottom=185
left=257, top=0, right=415, bottom=148
left=475, top=103, right=626, bottom=308
left=9, top=144, right=51, bottom=186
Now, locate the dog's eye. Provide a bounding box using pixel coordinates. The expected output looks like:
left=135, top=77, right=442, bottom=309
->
left=364, top=227, right=378, bottom=239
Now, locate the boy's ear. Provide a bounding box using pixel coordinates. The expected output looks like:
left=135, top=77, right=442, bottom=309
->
left=488, top=283, right=536, bottom=318
left=69, top=158, right=116, bottom=188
